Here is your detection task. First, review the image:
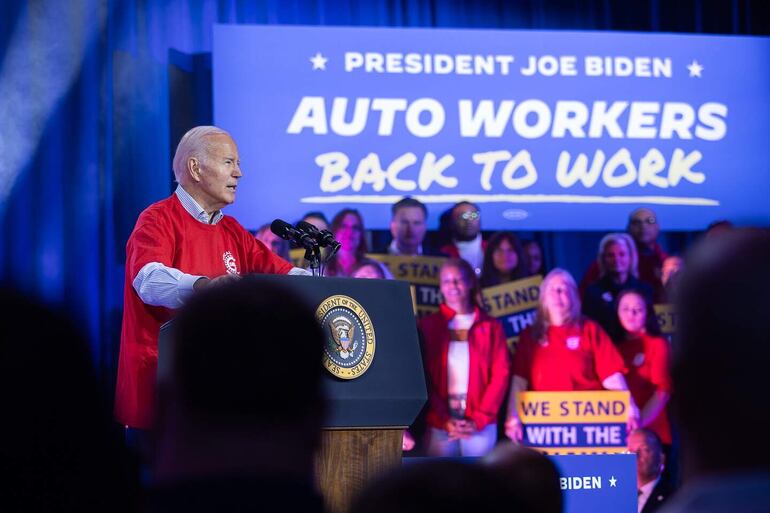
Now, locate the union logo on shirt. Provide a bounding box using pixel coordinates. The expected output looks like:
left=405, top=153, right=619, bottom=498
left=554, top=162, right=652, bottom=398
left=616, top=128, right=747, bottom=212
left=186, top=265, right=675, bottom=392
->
left=222, top=251, right=239, bottom=275
left=566, top=336, right=581, bottom=350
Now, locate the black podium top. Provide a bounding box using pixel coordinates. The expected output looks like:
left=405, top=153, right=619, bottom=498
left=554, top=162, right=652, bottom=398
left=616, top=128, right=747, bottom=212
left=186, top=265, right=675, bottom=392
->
left=160, top=274, right=427, bottom=429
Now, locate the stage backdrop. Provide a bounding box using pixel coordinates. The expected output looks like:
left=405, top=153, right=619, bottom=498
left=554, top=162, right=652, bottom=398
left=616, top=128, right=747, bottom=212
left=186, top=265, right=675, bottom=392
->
left=214, top=25, right=770, bottom=230
left=2, top=0, right=767, bottom=392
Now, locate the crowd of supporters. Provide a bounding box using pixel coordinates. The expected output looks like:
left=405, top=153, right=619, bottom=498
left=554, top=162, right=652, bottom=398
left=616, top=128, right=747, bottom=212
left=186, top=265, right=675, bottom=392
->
left=5, top=224, right=770, bottom=513
left=252, top=198, right=735, bottom=511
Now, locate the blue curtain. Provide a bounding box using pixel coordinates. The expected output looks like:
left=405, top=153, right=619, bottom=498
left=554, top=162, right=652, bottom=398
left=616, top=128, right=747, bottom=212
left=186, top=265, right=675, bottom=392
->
left=1, top=0, right=767, bottom=391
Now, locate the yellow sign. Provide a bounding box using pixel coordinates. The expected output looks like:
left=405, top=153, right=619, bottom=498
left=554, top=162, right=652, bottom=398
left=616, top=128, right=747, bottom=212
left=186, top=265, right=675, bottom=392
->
left=289, top=247, right=306, bottom=268
left=366, top=253, right=447, bottom=285
left=367, top=253, right=447, bottom=317
left=654, top=304, right=677, bottom=335
left=517, top=391, right=630, bottom=455
left=481, top=275, right=542, bottom=349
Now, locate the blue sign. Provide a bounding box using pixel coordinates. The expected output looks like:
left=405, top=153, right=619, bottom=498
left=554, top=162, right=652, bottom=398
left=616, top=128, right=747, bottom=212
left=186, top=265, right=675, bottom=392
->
left=213, top=25, right=770, bottom=230
left=405, top=453, right=636, bottom=513
left=524, top=423, right=627, bottom=448
left=552, top=454, right=637, bottom=513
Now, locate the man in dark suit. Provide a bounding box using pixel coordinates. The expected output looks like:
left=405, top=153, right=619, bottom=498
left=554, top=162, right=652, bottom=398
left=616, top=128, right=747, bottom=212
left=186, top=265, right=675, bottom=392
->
left=629, top=428, right=673, bottom=513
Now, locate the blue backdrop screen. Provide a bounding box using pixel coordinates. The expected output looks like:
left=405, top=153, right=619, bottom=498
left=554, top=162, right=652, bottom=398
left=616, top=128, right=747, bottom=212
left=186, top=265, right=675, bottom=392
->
left=213, top=25, right=770, bottom=230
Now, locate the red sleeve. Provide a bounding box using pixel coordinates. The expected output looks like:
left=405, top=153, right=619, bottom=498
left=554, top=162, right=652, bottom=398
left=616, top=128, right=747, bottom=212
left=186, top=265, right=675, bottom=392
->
left=512, top=327, right=535, bottom=382
left=417, top=316, right=451, bottom=429
left=469, top=319, right=512, bottom=429
left=125, top=208, right=175, bottom=279
left=241, top=224, right=293, bottom=275
left=648, top=336, right=672, bottom=393
left=587, top=321, right=626, bottom=381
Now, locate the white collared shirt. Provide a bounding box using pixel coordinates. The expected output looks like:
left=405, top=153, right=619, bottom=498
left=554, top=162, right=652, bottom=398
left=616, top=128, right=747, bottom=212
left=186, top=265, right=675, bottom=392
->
left=387, top=239, right=423, bottom=256
left=638, top=476, right=661, bottom=513
left=454, top=234, right=484, bottom=275
left=174, top=184, right=224, bottom=225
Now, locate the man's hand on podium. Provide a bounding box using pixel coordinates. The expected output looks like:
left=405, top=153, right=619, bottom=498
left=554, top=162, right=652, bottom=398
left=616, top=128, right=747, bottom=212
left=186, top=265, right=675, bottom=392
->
left=194, top=273, right=241, bottom=291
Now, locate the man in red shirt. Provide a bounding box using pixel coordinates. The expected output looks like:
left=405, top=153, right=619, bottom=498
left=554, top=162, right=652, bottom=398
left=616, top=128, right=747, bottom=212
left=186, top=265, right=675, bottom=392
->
left=114, top=126, right=302, bottom=431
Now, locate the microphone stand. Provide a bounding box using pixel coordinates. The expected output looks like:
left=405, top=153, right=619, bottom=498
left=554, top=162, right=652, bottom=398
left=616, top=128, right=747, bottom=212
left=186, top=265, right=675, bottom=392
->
left=270, top=219, right=329, bottom=275
left=294, top=221, right=340, bottom=277
left=305, top=243, right=323, bottom=276
left=318, top=240, right=340, bottom=277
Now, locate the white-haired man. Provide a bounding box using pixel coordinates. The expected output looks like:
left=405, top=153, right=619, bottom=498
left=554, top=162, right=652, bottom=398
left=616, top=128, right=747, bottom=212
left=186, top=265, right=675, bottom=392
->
left=115, top=126, right=307, bottom=432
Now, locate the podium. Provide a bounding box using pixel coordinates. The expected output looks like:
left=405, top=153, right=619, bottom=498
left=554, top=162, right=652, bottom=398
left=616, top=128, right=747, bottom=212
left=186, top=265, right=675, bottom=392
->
left=159, top=275, right=427, bottom=513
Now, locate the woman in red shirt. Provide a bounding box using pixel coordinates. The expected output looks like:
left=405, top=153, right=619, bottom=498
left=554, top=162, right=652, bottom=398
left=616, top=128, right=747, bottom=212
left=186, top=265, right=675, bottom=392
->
left=418, top=259, right=511, bottom=457
left=505, top=268, right=640, bottom=441
left=615, top=289, right=672, bottom=445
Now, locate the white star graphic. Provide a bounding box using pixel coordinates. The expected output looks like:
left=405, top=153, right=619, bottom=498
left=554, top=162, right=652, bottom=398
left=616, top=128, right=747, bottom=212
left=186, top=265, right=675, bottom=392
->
left=609, top=476, right=618, bottom=487
left=687, top=60, right=703, bottom=78
left=310, top=52, right=328, bottom=71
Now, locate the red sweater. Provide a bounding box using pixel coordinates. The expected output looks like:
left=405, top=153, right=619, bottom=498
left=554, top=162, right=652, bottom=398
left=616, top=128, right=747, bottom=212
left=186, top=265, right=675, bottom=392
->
left=616, top=333, right=673, bottom=444
left=114, top=195, right=292, bottom=428
left=514, top=319, right=625, bottom=391
left=418, top=304, right=511, bottom=430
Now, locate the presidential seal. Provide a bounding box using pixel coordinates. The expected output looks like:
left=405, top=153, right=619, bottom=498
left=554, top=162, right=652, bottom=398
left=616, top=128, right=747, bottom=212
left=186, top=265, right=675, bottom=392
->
left=316, top=295, right=375, bottom=379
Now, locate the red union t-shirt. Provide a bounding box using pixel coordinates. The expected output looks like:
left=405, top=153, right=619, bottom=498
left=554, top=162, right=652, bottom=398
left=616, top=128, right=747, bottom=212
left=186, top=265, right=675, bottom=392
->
left=617, top=332, right=672, bottom=443
left=114, top=195, right=292, bottom=429
left=514, top=319, right=625, bottom=391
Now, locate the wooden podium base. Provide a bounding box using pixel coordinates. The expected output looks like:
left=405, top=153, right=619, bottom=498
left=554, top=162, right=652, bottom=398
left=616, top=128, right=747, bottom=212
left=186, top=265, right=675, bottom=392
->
left=315, top=428, right=403, bottom=513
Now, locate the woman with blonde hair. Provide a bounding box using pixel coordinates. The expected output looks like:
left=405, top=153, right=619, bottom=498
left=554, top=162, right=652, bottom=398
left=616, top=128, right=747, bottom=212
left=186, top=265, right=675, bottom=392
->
left=505, top=268, right=639, bottom=442
left=582, top=233, right=653, bottom=341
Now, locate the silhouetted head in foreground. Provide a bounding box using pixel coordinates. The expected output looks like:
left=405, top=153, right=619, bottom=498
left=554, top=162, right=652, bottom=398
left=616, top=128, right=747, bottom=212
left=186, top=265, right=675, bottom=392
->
left=482, top=443, right=563, bottom=513
left=0, top=288, right=138, bottom=513
left=674, top=228, right=770, bottom=479
left=350, top=459, right=528, bottom=513
left=154, top=277, right=326, bottom=483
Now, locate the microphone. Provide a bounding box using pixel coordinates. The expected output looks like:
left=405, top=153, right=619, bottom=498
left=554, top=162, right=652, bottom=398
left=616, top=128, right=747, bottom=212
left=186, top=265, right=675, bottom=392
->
left=270, top=219, right=317, bottom=250
left=296, top=221, right=342, bottom=252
